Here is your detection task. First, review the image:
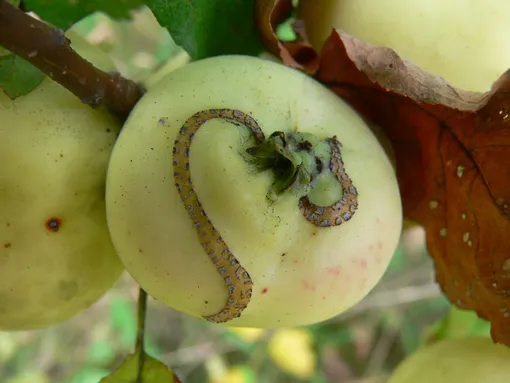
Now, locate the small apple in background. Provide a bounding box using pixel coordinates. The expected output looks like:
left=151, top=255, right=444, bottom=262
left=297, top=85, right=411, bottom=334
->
left=299, top=0, right=510, bottom=92
left=0, top=30, right=124, bottom=330
left=388, top=337, right=510, bottom=383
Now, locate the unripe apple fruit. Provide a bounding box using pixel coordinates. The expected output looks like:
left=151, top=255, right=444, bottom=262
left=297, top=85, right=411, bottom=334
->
left=298, top=0, right=510, bottom=92
left=0, top=30, right=124, bottom=330
left=105, top=55, right=402, bottom=328
left=388, top=337, right=510, bottom=383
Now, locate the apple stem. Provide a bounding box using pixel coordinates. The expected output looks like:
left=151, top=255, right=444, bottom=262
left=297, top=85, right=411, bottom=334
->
left=135, top=287, right=148, bottom=382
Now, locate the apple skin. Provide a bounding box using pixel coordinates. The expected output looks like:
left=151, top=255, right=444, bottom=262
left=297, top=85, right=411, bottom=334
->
left=299, top=0, right=510, bottom=92
left=388, top=337, right=510, bottom=383
left=105, top=55, right=402, bottom=328
left=0, top=31, right=124, bottom=330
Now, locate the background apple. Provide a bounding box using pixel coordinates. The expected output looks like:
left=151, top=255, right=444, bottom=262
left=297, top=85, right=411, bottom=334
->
left=299, top=0, right=510, bottom=92
left=0, top=30, right=124, bottom=330
left=388, top=337, right=510, bottom=383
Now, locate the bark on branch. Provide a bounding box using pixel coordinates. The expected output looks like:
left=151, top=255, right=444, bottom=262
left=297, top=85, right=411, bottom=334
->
left=0, top=0, right=143, bottom=119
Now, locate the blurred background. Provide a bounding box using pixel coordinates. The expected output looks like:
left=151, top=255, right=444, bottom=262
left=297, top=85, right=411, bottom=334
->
left=0, top=5, right=491, bottom=383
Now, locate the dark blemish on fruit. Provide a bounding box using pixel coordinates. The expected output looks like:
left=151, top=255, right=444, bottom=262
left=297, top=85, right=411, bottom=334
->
left=322, top=296, right=326, bottom=300
left=205, top=300, right=209, bottom=304
left=138, top=248, right=143, bottom=253
left=158, top=117, right=168, bottom=126
left=6, top=222, right=10, bottom=227
left=58, top=280, right=78, bottom=301
left=106, top=128, right=111, bottom=133
left=261, top=288, right=269, bottom=294
left=311, top=231, right=317, bottom=236
left=293, top=259, right=299, bottom=264
left=45, top=217, right=62, bottom=232
left=281, top=253, right=286, bottom=257
left=4, top=242, right=11, bottom=248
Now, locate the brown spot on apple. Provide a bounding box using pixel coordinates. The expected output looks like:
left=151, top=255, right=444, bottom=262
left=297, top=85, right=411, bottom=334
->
left=45, top=217, right=62, bottom=232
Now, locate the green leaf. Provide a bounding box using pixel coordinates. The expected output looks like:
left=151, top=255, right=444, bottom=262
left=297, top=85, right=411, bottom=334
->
left=22, top=0, right=144, bottom=29
left=99, top=352, right=181, bottom=383
left=147, top=0, right=264, bottom=60
left=0, top=54, right=45, bottom=99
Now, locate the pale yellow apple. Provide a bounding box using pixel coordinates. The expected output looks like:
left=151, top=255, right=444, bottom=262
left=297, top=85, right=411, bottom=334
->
left=0, top=31, right=124, bottom=330
left=299, top=0, right=510, bottom=92
left=106, top=55, right=402, bottom=328
left=388, top=337, right=510, bottom=383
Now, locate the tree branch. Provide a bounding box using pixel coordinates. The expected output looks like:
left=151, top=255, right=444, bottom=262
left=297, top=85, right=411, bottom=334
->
left=0, top=0, right=143, bottom=119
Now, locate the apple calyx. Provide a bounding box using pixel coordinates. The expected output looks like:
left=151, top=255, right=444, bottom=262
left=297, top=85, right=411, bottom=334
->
left=246, top=131, right=344, bottom=206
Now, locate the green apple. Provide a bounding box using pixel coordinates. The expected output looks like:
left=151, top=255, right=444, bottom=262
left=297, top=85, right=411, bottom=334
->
left=299, top=0, right=510, bottom=92
left=0, top=30, right=124, bottom=330
left=105, top=55, right=402, bottom=328
left=388, top=337, right=510, bottom=383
